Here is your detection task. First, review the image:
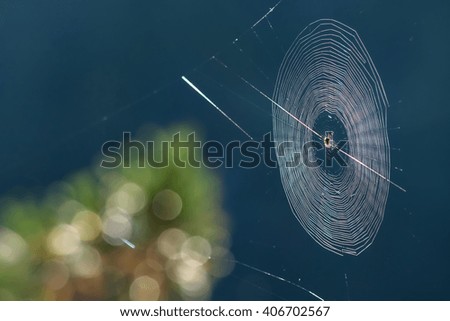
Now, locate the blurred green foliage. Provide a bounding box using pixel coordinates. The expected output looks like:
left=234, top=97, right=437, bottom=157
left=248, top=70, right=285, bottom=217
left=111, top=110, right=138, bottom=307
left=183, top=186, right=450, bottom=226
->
left=0, top=124, right=232, bottom=300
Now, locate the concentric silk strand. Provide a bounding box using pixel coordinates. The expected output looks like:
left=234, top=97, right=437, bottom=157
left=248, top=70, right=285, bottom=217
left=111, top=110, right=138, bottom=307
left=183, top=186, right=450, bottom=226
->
left=273, top=19, right=391, bottom=256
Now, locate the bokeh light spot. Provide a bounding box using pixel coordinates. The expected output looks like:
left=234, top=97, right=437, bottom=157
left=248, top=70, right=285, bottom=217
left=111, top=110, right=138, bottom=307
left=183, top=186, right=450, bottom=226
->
left=107, top=182, right=146, bottom=216
left=157, top=228, right=187, bottom=259
left=0, top=228, right=27, bottom=266
left=152, top=189, right=182, bottom=221
left=181, top=236, right=211, bottom=267
left=71, top=211, right=102, bottom=241
left=70, top=246, right=102, bottom=278
left=129, top=276, right=160, bottom=301
left=102, top=209, right=132, bottom=246
left=47, top=224, right=81, bottom=256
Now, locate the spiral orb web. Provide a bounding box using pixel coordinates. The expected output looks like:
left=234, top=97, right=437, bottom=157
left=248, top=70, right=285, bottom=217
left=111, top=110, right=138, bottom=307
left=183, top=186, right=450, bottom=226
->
left=272, top=19, right=390, bottom=256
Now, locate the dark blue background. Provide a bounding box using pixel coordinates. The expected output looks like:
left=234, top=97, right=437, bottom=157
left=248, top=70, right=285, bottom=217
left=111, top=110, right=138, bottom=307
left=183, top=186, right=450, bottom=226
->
left=0, top=0, right=449, bottom=300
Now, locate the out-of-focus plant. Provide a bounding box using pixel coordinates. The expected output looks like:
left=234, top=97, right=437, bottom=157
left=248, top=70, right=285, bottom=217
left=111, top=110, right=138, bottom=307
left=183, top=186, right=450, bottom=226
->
left=0, top=124, right=233, bottom=300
